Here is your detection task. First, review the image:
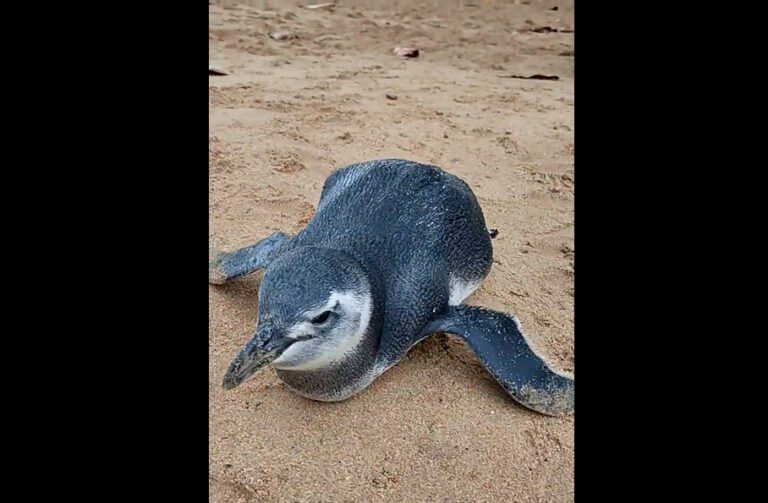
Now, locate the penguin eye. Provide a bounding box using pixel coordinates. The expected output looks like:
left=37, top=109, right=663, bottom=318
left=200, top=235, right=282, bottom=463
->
left=311, top=311, right=332, bottom=325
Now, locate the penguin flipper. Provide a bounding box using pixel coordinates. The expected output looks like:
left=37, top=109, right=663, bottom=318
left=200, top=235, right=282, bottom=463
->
left=421, top=305, right=573, bottom=416
left=209, top=232, right=288, bottom=285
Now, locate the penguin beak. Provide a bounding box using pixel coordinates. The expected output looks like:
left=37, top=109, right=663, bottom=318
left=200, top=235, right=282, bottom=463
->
left=222, top=324, right=298, bottom=390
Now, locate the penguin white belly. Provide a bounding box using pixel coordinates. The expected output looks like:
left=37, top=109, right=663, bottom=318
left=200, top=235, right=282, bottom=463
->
left=448, top=275, right=482, bottom=306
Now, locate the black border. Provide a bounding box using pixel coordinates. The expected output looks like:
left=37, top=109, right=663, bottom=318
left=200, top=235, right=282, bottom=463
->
left=48, top=2, right=211, bottom=499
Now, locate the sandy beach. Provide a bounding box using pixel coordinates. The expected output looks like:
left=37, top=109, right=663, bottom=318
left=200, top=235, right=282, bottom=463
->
left=210, top=1, right=574, bottom=501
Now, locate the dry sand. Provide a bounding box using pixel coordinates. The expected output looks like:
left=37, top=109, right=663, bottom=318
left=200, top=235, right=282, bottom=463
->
left=209, top=1, right=574, bottom=501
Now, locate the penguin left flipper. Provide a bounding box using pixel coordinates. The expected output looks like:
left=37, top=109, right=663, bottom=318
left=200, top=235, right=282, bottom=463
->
left=420, top=306, right=574, bottom=416
left=209, top=232, right=288, bottom=285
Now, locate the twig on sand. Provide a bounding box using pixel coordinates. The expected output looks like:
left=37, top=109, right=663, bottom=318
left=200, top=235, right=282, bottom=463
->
left=305, top=2, right=335, bottom=10
left=499, top=74, right=559, bottom=81
left=209, top=65, right=228, bottom=76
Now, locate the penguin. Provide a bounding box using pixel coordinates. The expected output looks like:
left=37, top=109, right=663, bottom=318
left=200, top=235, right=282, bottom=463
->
left=210, top=159, right=573, bottom=416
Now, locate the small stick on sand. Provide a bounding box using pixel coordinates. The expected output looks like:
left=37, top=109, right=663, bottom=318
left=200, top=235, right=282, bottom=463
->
left=305, top=2, right=335, bottom=10
left=209, top=65, right=228, bottom=76
left=499, top=74, right=559, bottom=81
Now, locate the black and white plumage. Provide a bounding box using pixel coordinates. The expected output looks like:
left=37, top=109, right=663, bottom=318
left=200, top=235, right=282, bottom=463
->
left=211, top=159, right=573, bottom=416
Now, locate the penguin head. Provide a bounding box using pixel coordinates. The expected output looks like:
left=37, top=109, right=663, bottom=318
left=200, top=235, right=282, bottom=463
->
left=222, top=246, right=373, bottom=390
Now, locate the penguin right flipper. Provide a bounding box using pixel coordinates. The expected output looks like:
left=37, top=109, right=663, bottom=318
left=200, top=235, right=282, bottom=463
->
left=209, top=232, right=289, bottom=285
left=420, top=305, right=574, bottom=416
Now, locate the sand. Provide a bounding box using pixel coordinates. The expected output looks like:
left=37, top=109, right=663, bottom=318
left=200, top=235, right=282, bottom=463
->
left=209, top=1, right=574, bottom=501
